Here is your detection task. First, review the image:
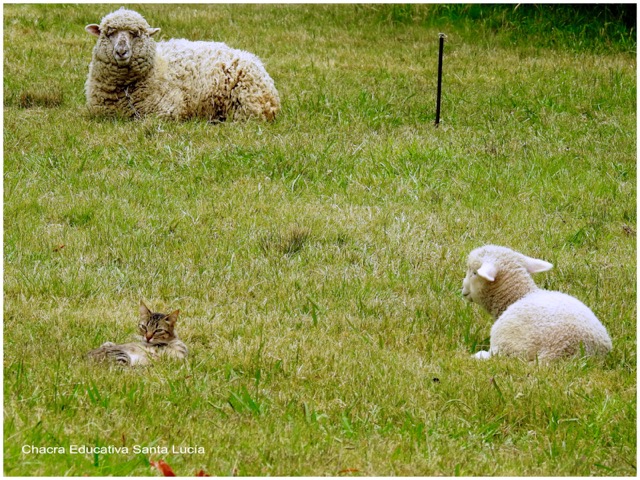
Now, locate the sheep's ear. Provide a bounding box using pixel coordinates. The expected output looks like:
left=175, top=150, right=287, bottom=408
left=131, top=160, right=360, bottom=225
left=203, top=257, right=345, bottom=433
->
left=523, top=256, right=553, bottom=274
left=148, top=27, right=161, bottom=36
left=477, top=262, right=498, bottom=282
left=85, top=24, right=101, bottom=37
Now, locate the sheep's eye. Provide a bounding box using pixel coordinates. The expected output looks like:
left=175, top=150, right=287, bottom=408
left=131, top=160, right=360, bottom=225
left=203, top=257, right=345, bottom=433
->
left=472, top=270, right=477, bottom=276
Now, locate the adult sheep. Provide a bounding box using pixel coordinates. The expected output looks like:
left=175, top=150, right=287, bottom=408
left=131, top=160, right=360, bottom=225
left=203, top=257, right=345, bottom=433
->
left=462, top=245, right=612, bottom=361
left=85, top=8, right=280, bottom=122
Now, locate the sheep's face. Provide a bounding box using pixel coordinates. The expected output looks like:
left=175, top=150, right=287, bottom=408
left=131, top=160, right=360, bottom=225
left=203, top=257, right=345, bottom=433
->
left=108, top=29, right=141, bottom=66
left=462, top=260, right=489, bottom=304
left=86, top=18, right=160, bottom=67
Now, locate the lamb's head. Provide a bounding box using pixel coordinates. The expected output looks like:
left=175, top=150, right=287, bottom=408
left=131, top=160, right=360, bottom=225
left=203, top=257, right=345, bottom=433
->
left=462, top=245, right=553, bottom=317
left=86, top=8, right=160, bottom=67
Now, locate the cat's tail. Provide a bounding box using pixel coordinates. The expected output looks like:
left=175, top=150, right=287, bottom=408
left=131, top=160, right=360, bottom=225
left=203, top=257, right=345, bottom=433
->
left=87, top=343, right=132, bottom=366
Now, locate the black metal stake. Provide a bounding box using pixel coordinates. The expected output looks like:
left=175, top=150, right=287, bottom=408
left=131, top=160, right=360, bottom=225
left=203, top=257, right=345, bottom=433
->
left=435, top=33, right=446, bottom=127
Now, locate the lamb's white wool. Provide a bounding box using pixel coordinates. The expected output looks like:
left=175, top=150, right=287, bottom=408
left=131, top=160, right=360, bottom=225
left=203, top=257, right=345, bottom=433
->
left=85, top=8, right=280, bottom=121
left=462, top=245, right=612, bottom=361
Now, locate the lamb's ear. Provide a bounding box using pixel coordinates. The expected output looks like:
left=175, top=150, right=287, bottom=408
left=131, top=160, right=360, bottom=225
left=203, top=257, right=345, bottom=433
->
left=85, top=24, right=101, bottom=37
left=147, top=27, right=161, bottom=36
left=477, top=262, right=498, bottom=282
left=139, top=301, right=152, bottom=320
left=523, top=256, right=553, bottom=274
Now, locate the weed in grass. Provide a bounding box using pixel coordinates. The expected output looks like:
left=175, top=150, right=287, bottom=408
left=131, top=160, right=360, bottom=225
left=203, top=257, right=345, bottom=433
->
left=15, top=88, right=64, bottom=108
left=259, top=225, right=311, bottom=257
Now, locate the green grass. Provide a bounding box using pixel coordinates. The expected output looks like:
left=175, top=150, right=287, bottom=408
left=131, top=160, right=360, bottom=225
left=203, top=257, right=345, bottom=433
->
left=3, top=3, right=636, bottom=476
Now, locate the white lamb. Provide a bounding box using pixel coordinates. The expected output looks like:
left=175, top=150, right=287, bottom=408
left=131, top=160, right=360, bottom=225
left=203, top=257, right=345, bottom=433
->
left=462, top=245, right=612, bottom=361
left=85, top=8, right=280, bottom=122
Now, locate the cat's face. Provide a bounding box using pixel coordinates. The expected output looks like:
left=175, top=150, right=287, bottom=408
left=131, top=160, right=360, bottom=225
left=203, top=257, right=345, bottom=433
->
left=138, top=301, right=180, bottom=345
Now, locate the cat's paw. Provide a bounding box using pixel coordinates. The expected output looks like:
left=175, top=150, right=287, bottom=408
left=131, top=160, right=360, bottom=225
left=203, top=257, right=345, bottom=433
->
left=473, top=350, right=491, bottom=360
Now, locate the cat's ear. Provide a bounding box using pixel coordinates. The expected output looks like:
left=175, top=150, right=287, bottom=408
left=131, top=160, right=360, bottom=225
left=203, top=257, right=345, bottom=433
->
left=139, top=301, right=152, bottom=320
left=166, top=310, right=180, bottom=326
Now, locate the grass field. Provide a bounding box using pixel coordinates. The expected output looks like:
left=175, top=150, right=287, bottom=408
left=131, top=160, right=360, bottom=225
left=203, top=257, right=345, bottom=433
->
left=3, top=3, right=636, bottom=476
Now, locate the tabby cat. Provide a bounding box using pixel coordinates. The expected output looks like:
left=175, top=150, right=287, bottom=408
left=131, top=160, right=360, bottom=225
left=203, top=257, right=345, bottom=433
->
left=88, top=301, right=188, bottom=366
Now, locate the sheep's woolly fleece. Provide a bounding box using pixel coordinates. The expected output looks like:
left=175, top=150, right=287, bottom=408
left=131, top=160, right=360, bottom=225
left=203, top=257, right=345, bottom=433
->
left=85, top=8, right=280, bottom=121
left=462, top=245, right=612, bottom=361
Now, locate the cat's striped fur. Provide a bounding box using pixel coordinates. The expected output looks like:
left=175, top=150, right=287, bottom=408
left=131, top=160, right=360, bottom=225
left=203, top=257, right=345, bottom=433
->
left=88, top=301, right=188, bottom=366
